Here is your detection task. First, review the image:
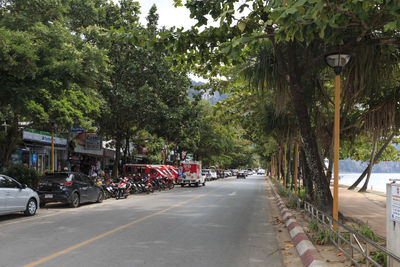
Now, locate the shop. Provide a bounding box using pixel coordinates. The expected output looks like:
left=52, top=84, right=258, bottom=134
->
left=21, top=129, right=68, bottom=173
left=70, top=133, right=104, bottom=176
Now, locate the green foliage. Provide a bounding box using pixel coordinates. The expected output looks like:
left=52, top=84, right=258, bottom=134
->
left=1, top=163, right=43, bottom=190
left=315, top=229, right=330, bottom=245
left=370, top=251, right=387, bottom=267
left=0, top=0, right=108, bottom=163
left=278, top=188, right=290, bottom=197
left=288, top=199, right=298, bottom=209
left=358, top=251, right=387, bottom=266
left=173, top=0, right=400, bottom=213
left=351, top=221, right=380, bottom=242
left=309, top=221, right=318, bottom=232
left=309, top=220, right=330, bottom=245
left=341, top=135, right=400, bottom=163
left=298, top=188, right=306, bottom=201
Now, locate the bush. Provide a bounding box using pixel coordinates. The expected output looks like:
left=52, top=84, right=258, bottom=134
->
left=288, top=199, right=298, bottom=209
left=278, top=188, right=290, bottom=197
left=298, top=187, right=306, bottom=200
left=1, top=163, right=43, bottom=189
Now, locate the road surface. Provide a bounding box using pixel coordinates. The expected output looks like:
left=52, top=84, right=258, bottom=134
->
left=0, top=175, right=284, bottom=267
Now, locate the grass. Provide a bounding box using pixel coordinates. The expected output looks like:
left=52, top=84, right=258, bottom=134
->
left=351, top=221, right=379, bottom=242
left=358, top=251, right=387, bottom=266
left=288, top=199, right=298, bottom=208
left=309, top=221, right=330, bottom=245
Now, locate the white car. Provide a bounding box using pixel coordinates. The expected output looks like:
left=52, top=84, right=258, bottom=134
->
left=257, top=169, right=265, bottom=175
left=0, top=174, right=40, bottom=216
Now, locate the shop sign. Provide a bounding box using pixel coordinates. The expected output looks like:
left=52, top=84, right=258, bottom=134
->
left=391, top=184, right=400, bottom=223
left=23, top=129, right=67, bottom=146
left=70, top=125, right=85, bottom=133
left=85, top=134, right=101, bottom=150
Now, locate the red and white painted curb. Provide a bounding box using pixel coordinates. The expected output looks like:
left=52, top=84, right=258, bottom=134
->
left=267, top=178, right=327, bottom=267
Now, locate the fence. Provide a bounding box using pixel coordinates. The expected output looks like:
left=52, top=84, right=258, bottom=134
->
left=272, top=178, right=400, bottom=266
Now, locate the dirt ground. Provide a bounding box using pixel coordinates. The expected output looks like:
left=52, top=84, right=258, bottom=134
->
left=265, top=180, right=353, bottom=266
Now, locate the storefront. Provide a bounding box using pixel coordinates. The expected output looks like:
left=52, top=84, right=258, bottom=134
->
left=70, top=133, right=104, bottom=176
left=21, top=129, right=68, bottom=173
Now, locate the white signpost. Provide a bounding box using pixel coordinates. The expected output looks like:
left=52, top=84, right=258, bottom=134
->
left=387, top=182, right=400, bottom=266
left=391, top=184, right=400, bottom=223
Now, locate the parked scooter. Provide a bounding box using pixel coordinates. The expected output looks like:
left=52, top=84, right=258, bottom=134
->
left=116, top=177, right=131, bottom=199
left=103, top=181, right=118, bottom=199
left=144, top=176, right=153, bottom=194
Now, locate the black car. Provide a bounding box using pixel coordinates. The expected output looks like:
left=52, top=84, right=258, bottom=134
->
left=237, top=171, right=246, bottom=179
left=37, top=172, right=104, bottom=208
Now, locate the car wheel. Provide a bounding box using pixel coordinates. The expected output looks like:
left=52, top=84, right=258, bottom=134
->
left=97, top=190, right=104, bottom=203
left=202, top=181, right=206, bottom=186
left=69, top=193, right=80, bottom=208
left=24, top=198, right=37, bottom=216
left=181, top=184, right=184, bottom=187
left=195, top=182, right=199, bottom=187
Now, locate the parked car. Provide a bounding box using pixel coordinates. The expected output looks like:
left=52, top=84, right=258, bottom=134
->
left=37, top=172, right=104, bottom=208
left=257, top=169, right=265, bottom=175
left=236, top=170, right=246, bottom=179
left=202, top=169, right=212, bottom=181
left=224, top=170, right=231, bottom=177
left=202, top=169, right=218, bottom=180
left=0, top=174, right=39, bottom=216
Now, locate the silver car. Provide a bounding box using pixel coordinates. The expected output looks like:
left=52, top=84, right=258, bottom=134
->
left=0, top=174, right=40, bottom=216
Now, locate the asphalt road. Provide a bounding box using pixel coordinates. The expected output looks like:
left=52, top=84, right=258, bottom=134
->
left=0, top=175, right=284, bottom=267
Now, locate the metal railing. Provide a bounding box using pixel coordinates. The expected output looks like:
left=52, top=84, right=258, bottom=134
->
left=304, top=201, right=400, bottom=267
left=270, top=177, right=400, bottom=266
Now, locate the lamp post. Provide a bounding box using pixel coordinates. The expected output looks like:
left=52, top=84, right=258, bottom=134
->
left=325, top=52, right=351, bottom=230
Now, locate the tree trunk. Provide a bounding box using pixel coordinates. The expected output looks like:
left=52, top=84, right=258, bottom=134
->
left=359, top=135, right=378, bottom=192
left=348, top=132, right=395, bottom=190
left=113, top=137, right=122, bottom=179
left=287, top=141, right=292, bottom=190
left=0, top=116, right=20, bottom=164
left=300, top=147, right=314, bottom=202
left=286, top=42, right=332, bottom=212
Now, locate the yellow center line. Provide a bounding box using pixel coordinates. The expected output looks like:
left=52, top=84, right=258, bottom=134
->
left=24, top=187, right=220, bottom=267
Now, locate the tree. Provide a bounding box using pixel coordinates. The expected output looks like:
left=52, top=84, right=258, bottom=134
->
left=172, top=0, right=400, bottom=212
left=89, top=1, right=193, bottom=176
left=0, top=0, right=107, bottom=164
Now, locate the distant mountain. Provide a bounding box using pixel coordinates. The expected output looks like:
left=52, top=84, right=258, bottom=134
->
left=188, top=80, right=228, bottom=104
left=340, top=158, right=400, bottom=173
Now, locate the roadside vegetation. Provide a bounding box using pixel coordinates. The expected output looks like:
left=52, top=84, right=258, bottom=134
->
left=1, top=0, right=400, bottom=212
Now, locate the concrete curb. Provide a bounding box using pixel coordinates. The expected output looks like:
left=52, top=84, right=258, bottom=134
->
left=267, top=177, right=327, bottom=267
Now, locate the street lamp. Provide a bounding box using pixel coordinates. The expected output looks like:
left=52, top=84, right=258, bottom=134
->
left=325, top=52, right=351, bottom=230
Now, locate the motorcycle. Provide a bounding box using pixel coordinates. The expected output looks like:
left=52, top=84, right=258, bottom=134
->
left=165, top=177, right=174, bottom=190
left=116, top=177, right=131, bottom=199
left=103, top=181, right=118, bottom=199
left=144, top=176, right=153, bottom=194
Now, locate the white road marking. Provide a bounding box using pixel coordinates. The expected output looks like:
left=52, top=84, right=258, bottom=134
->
left=229, top=192, right=237, bottom=196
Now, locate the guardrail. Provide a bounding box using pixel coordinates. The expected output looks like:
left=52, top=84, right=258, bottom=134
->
left=270, top=177, right=400, bottom=266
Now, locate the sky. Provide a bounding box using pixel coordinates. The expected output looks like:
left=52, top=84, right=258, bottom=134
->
left=136, top=1, right=207, bottom=82
left=137, top=0, right=196, bottom=29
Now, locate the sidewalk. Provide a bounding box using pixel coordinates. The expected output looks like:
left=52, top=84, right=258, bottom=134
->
left=336, top=185, right=386, bottom=238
